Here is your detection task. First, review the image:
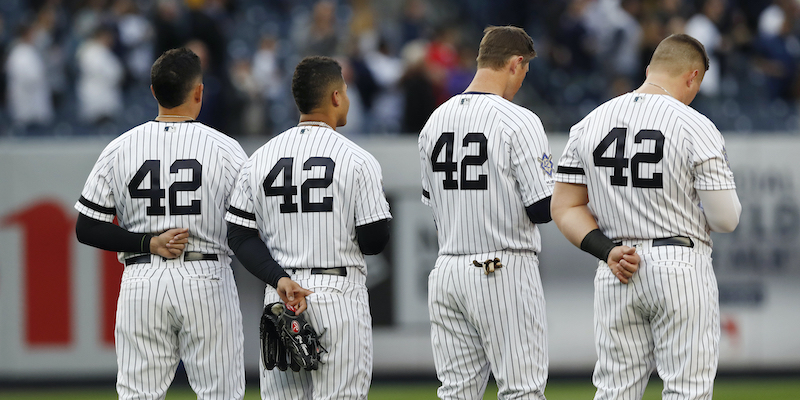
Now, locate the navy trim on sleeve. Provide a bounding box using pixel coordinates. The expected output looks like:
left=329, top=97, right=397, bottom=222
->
left=79, top=196, right=116, bottom=215
left=227, top=206, right=256, bottom=221
left=422, top=189, right=430, bottom=199
left=556, top=166, right=585, bottom=175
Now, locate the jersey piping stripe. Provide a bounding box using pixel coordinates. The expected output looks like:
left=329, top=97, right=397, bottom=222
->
left=79, top=195, right=116, bottom=214
left=556, top=166, right=585, bottom=175
left=227, top=206, right=256, bottom=221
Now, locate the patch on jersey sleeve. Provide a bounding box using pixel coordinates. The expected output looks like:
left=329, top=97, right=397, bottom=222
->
left=460, top=98, right=470, bottom=106
left=722, top=146, right=731, bottom=168
left=537, top=153, right=554, bottom=176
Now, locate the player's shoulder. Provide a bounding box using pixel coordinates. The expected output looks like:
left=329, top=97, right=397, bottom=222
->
left=188, top=122, right=247, bottom=152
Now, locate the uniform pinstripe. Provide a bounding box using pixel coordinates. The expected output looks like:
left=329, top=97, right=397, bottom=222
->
left=75, top=120, right=247, bottom=400
left=419, top=93, right=553, bottom=399
left=555, top=92, right=736, bottom=400
left=225, top=124, right=391, bottom=400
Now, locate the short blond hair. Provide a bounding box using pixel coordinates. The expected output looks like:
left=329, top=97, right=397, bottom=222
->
left=649, top=33, right=710, bottom=76
left=476, top=26, right=537, bottom=70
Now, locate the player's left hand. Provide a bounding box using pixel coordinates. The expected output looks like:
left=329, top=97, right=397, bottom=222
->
left=151, top=228, right=190, bottom=258
left=276, top=277, right=314, bottom=314
left=607, top=246, right=640, bottom=284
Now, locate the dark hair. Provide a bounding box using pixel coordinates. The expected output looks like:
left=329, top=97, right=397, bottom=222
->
left=150, top=48, right=202, bottom=109
left=291, top=56, right=344, bottom=114
left=476, top=26, right=537, bottom=70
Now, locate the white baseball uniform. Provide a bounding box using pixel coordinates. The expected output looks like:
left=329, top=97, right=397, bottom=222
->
left=555, top=92, right=737, bottom=399
left=419, top=93, right=553, bottom=399
left=225, top=122, right=392, bottom=399
left=75, top=120, right=247, bottom=400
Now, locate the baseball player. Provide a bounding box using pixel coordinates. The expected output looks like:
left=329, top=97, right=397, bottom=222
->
left=225, top=56, right=392, bottom=399
left=551, top=33, right=742, bottom=400
left=74, top=48, right=247, bottom=399
left=419, top=26, right=553, bottom=400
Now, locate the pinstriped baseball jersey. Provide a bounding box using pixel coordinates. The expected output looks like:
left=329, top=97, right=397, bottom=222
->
left=419, top=93, right=554, bottom=256
left=225, top=123, right=391, bottom=400
left=555, top=92, right=735, bottom=244
left=75, top=120, right=247, bottom=400
left=555, top=92, right=736, bottom=400
left=76, top=120, right=248, bottom=261
left=420, top=92, right=552, bottom=399
left=225, top=124, right=391, bottom=274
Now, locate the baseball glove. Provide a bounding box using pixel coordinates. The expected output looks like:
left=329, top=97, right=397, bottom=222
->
left=260, top=302, right=325, bottom=372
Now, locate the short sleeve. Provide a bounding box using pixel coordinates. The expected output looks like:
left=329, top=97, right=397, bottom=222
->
left=225, top=158, right=258, bottom=229
left=691, top=124, right=736, bottom=191
left=74, top=144, right=118, bottom=222
left=419, top=132, right=432, bottom=206
left=554, top=123, right=588, bottom=185
left=354, top=155, right=392, bottom=226
left=510, top=113, right=554, bottom=206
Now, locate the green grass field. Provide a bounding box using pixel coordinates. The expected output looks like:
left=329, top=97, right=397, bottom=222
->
left=1, top=377, right=799, bottom=399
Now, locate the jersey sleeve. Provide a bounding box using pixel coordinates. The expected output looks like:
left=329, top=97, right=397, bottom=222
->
left=418, top=130, right=432, bottom=207
left=689, top=123, right=736, bottom=191
left=354, top=154, right=392, bottom=226
left=225, top=158, right=258, bottom=229
left=74, top=144, right=118, bottom=222
left=554, top=122, right=588, bottom=185
left=510, top=113, right=555, bottom=206
left=222, top=142, right=249, bottom=209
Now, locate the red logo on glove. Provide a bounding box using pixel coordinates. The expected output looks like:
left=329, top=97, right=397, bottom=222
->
left=291, top=321, right=300, bottom=333
left=286, top=304, right=297, bottom=312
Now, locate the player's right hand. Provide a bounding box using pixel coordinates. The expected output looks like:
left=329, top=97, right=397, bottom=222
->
left=276, top=277, right=314, bottom=314
left=151, top=228, right=190, bottom=259
left=607, top=246, right=640, bottom=284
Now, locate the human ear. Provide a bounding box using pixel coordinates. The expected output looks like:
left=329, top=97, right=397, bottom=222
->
left=194, top=83, right=204, bottom=102
left=332, top=90, right=341, bottom=107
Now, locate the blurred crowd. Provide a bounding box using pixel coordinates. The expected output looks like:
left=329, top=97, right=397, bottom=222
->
left=1, top=0, right=799, bottom=137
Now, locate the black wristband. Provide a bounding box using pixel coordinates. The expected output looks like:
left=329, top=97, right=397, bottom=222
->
left=140, top=234, right=154, bottom=253
left=580, top=229, right=616, bottom=262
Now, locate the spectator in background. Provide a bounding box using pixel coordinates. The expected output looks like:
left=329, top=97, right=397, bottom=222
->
left=229, top=56, right=262, bottom=136
left=401, top=0, right=430, bottom=46
left=400, top=39, right=436, bottom=134
left=364, top=37, right=405, bottom=133
left=552, top=0, right=596, bottom=75
left=686, top=0, right=727, bottom=96
left=585, top=0, right=642, bottom=94
left=5, top=21, right=54, bottom=129
left=76, top=25, right=124, bottom=125
left=756, top=0, right=800, bottom=100
left=292, top=0, right=340, bottom=57
left=113, top=0, right=154, bottom=84
left=252, top=35, right=283, bottom=135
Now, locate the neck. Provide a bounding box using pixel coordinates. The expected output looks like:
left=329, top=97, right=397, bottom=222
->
left=635, top=74, right=686, bottom=104
left=156, top=105, right=198, bottom=121
left=464, top=68, right=512, bottom=100
left=299, top=112, right=338, bottom=131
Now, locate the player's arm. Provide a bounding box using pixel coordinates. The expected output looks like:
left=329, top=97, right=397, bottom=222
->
left=355, top=218, right=390, bottom=255
left=697, top=189, right=741, bottom=232
left=227, top=222, right=313, bottom=314
left=75, top=213, right=188, bottom=258
left=551, top=182, right=640, bottom=284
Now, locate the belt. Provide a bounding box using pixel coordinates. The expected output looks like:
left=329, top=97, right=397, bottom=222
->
left=291, top=267, right=348, bottom=277
left=614, top=236, right=694, bottom=248
left=124, top=252, right=219, bottom=266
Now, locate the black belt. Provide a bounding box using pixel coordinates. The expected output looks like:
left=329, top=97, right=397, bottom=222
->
left=614, top=236, right=694, bottom=248
left=291, top=267, right=348, bottom=277
left=124, top=252, right=219, bottom=266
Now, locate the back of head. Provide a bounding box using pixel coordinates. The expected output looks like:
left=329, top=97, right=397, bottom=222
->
left=649, top=33, right=709, bottom=77
left=292, top=56, right=344, bottom=114
left=150, top=48, right=202, bottom=109
left=476, top=25, right=536, bottom=70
